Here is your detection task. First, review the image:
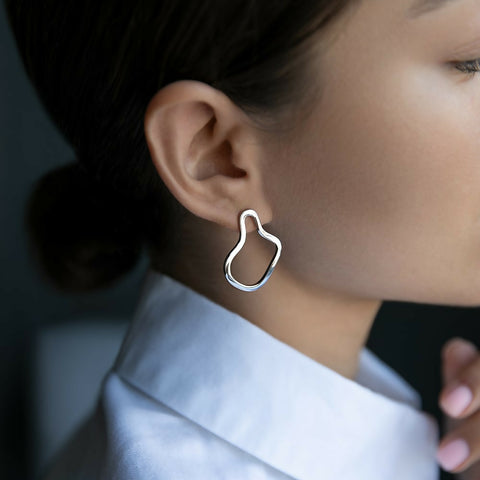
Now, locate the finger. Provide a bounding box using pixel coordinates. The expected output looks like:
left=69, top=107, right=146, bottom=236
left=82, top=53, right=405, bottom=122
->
left=436, top=407, right=480, bottom=474
left=456, top=460, right=480, bottom=480
left=441, top=337, right=478, bottom=385
left=440, top=350, right=480, bottom=419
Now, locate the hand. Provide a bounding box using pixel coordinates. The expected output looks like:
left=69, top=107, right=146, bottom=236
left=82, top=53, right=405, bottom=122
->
left=437, top=337, right=480, bottom=478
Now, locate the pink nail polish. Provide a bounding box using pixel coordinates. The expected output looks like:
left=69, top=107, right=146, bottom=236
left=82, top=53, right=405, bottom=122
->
left=440, top=384, right=473, bottom=416
left=437, top=438, right=469, bottom=471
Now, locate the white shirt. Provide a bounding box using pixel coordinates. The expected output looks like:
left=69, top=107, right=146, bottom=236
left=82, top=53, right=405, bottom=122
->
left=44, top=268, right=441, bottom=480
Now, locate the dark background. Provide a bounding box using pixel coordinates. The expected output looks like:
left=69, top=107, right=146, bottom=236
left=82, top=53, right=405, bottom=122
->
left=1, top=2, right=477, bottom=479
left=1, top=3, right=149, bottom=478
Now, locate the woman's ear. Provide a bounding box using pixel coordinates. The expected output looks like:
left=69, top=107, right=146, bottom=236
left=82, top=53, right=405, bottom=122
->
left=143, top=80, right=273, bottom=232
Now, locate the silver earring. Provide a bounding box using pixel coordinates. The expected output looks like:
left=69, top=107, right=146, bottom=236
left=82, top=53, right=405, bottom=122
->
left=223, top=208, right=282, bottom=292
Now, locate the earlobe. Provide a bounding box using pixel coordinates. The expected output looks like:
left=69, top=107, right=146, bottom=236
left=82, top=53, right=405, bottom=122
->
left=143, top=80, right=273, bottom=232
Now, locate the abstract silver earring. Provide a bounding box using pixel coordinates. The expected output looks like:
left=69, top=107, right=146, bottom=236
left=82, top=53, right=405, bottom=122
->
left=223, top=208, right=282, bottom=292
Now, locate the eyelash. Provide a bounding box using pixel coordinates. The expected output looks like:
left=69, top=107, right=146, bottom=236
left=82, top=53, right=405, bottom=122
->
left=454, top=58, right=480, bottom=77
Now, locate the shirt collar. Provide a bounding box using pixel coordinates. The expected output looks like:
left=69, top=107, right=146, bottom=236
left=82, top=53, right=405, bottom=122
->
left=113, top=268, right=440, bottom=480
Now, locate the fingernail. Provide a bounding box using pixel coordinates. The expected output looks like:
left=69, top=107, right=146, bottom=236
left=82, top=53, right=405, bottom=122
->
left=440, top=383, right=473, bottom=416
left=436, top=438, right=470, bottom=471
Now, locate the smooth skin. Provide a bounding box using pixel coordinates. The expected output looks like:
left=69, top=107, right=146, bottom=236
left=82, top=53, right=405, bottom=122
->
left=143, top=0, right=480, bottom=474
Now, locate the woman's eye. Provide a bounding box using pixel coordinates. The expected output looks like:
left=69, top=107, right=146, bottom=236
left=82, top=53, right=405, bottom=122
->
left=454, top=58, right=480, bottom=77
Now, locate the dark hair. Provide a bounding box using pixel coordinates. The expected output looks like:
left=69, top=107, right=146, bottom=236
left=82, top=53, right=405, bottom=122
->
left=4, top=0, right=357, bottom=292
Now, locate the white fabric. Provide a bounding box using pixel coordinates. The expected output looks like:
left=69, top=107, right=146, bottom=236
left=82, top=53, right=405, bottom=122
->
left=43, top=268, right=440, bottom=480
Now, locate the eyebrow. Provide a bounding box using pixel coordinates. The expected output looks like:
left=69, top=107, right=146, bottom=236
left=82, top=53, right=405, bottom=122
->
left=407, top=0, right=459, bottom=18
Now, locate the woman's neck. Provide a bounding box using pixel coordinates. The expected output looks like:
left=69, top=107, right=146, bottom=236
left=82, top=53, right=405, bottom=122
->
left=155, top=217, right=382, bottom=380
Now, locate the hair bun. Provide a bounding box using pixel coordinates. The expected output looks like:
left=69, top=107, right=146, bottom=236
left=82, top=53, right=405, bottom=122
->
left=25, top=161, right=145, bottom=292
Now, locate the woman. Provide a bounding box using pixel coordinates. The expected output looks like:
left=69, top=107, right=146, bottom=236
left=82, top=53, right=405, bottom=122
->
left=6, top=0, right=480, bottom=478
